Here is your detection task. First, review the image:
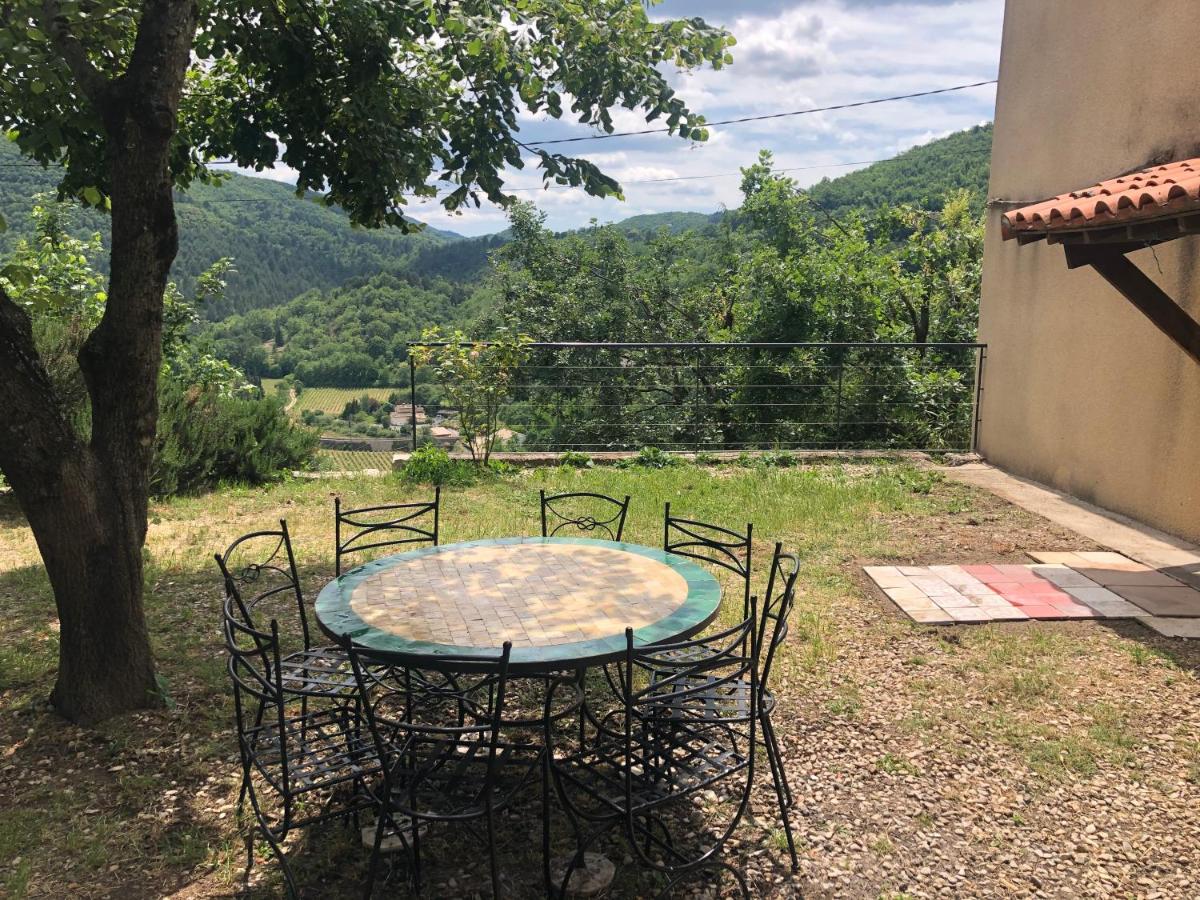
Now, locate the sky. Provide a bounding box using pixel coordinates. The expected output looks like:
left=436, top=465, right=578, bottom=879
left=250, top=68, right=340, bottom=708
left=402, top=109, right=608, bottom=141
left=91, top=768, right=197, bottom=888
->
left=232, top=0, right=1004, bottom=237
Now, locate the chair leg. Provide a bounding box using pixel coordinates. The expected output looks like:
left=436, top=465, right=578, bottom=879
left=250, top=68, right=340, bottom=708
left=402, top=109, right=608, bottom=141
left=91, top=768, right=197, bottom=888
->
left=260, top=824, right=300, bottom=900
left=541, top=753, right=554, bottom=898
left=485, top=800, right=502, bottom=899
left=761, top=712, right=798, bottom=869
left=410, top=813, right=423, bottom=893
left=363, top=811, right=389, bottom=900
left=764, top=714, right=795, bottom=808
left=657, top=860, right=750, bottom=900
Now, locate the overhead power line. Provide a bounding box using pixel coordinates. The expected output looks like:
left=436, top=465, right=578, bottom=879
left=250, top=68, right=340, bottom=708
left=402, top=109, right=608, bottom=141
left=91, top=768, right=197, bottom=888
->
left=522, top=80, right=998, bottom=147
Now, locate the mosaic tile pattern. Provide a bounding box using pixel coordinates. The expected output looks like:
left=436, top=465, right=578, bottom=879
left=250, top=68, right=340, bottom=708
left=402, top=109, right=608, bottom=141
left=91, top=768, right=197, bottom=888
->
left=864, top=554, right=1200, bottom=625
left=350, top=542, right=690, bottom=648
left=315, top=537, right=723, bottom=671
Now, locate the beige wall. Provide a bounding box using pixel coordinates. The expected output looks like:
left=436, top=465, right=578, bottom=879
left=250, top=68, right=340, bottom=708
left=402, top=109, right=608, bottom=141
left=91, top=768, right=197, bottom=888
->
left=979, top=0, right=1200, bottom=542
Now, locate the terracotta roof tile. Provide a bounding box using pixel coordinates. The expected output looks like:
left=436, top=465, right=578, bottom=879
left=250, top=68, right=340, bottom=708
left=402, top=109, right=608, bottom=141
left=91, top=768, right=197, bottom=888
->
left=1002, top=158, right=1200, bottom=240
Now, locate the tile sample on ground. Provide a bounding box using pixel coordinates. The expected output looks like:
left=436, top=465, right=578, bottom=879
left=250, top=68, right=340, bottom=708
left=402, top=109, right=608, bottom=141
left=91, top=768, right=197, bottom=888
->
left=866, top=555, right=1200, bottom=631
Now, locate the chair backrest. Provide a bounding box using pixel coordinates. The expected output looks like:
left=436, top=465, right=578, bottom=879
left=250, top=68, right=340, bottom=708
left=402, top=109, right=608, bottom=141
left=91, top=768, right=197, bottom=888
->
left=221, top=594, right=294, bottom=805
left=663, top=502, right=753, bottom=615
left=540, top=490, right=630, bottom=541
left=215, top=520, right=310, bottom=649
left=334, top=487, right=440, bottom=576
left=344, top=640, right=521, bottom=821
left=758, top=543, right=800, bottom=696
left=619, top=597, right=759, bottom=868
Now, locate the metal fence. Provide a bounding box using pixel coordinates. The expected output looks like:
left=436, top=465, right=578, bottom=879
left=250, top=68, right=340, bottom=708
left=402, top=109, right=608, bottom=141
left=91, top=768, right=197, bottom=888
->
left=404, top=342, right=987, bottom=455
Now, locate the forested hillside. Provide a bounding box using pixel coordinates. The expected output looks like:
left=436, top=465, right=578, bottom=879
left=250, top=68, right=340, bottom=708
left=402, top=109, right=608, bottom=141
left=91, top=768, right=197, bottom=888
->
left=204, top=271, right=494, bottom=386
left=0, top=139, right=461, bottom=316
left=806, top=124, right=992, bottom=216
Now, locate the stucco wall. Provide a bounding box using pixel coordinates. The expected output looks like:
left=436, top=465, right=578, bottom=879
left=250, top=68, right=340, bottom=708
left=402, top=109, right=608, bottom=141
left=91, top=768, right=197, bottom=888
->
left=979, top=0, right=1200, bottom=542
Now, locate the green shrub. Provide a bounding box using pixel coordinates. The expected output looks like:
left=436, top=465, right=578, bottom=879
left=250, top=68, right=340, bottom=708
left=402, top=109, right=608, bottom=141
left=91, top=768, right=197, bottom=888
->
left=896, top=466, right=943, bottom=495
left=398, top=445, right=476, bottom=486
left=557, top=451, right=593, bottom=469
left=623, top=446, right=684, bottom=469
left=759, top=449, right=797, bottom=468
left=487, top=459, right=519, bottom=478
left=692, top=451, right=720, bottom=466
left=150, top=382, right=318, bottom=496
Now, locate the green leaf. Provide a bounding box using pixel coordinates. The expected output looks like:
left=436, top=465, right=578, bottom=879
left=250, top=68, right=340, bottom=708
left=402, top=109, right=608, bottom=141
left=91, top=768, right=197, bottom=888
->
left=466, top=38, right=483, bottom=56
left=81, top=186, right=103, bottom=206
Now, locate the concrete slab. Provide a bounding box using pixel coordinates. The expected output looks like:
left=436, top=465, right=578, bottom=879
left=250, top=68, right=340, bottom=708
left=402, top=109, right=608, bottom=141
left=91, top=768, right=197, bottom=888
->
left=1110, top=585, right=1200, bottom=618
left=1136, top=617, right=1200, bottom=639
left=943, top=464, right=1200, bottom=589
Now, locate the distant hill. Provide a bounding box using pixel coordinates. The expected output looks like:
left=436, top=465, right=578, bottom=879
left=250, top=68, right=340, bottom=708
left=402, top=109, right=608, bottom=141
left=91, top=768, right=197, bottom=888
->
left=0, top=140, right=461, bottom=317
left=805, top=123, right=993, bottom=217
left=596, top=211, right=718, bottom=234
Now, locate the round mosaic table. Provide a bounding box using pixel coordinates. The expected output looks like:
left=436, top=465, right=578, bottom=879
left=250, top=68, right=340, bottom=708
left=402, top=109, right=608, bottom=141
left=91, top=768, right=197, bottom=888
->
left=314, top=536, right=722, bottom=672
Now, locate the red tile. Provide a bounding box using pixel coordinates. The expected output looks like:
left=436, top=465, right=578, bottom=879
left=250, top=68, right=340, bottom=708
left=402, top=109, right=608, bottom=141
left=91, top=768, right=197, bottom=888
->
left=989, top=581, right=1026, bottom=594
left=963, top=565, right=1004, bottom=582
left=994, top=565, right=1041, bottom=582
left=1019, top=605, right=1063, bottom=619
left=1024, top=581, right=1070, bottom=597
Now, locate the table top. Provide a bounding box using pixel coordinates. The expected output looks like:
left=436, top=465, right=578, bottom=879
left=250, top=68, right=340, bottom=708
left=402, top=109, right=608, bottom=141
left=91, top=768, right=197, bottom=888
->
left=314, top=536, right=722, bottom=671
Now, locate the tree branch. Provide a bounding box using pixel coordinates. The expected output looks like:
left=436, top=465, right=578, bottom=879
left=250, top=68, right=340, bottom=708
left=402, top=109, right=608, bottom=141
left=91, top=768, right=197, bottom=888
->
left=39, top=0, right=112, bottom=107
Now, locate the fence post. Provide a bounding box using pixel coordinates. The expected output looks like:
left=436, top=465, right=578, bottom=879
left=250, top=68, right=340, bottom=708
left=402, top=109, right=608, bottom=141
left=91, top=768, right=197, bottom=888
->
left=408, top=352, right=418, bottom=452
left=834, top=359, right=845, bottom=450
left=971, top=344, right=986, bottom=453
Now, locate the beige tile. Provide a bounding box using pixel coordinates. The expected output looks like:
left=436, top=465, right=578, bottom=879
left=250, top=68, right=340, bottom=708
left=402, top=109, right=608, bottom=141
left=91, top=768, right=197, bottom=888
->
left=885, top=586, right=930, bottom=602
left=907, top=608, right=955, bottom=624
left=1028, top=551, right=1087, bottom=565
left=947, top=607, right=990, bottom=622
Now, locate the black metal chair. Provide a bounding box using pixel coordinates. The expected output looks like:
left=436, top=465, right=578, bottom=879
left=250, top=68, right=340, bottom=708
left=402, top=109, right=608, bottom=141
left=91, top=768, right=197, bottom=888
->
left=335, top=487, right=440, bottom=577
left=544, top=599, right=760, bottom=899
left=215, top=522, right=355, bottom=699
left=663, top=502, right=753, bottom=618
left=223, top=595, right=382, bottom=898
left=344, top=640, right=546, bottom=898
left=756, top=544, right=801, bottom=864
left=539, top=490, right=631, bottom=541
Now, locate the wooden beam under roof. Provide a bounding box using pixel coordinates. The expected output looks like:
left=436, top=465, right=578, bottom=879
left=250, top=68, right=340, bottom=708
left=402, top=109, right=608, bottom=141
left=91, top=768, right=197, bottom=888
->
left=1063, top=245, right=1200, bottom=366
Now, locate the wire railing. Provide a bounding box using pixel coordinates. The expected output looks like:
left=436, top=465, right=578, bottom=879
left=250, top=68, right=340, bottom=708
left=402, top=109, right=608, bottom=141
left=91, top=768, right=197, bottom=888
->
left=404, top=342, right=987, bottom=455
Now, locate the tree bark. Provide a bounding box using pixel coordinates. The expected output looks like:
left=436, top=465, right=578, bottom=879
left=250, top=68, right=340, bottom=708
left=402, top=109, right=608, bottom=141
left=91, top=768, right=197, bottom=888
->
left=0, top=0, right=197, bottom=724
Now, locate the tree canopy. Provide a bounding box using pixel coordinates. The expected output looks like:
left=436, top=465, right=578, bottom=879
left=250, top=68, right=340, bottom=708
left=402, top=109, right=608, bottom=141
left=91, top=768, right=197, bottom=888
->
left=0, top=0, right=734, bottom=724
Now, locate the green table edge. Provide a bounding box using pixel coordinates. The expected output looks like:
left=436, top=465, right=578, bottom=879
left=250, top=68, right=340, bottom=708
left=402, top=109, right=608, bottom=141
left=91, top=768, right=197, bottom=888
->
left=314, top=536, right=723, bottom=671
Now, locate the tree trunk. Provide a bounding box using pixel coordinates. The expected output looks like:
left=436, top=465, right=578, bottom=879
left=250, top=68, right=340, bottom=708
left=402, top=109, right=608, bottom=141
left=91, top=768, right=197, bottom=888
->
left=26, top=455, right=158, bottom=722
left=0, top=0, right=197, bottom=724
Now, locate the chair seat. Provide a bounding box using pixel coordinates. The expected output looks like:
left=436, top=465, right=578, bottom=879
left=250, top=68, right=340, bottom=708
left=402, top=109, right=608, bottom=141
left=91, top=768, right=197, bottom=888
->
left=381, top=735, right=542, bottom=820
left=245, top=707, right=382, bottom=795
left=646, top=667, right=775, bottom=721
left=279, top=646, right=358, bottom=697
left=553, top=723, right=750, bottom=818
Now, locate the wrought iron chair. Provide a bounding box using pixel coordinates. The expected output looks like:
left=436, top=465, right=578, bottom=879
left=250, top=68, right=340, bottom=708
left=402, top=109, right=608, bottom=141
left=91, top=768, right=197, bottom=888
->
left=334, top=486, right=440, bottom=577
left=663, top=502, right=752, bottom=618
left=215, top=522, right=355, bottom=699
left=656, top=543, right=801, bottom=868
left=539, top=490, right=631, bottom=541
left=544, top=599, right=760, bottom=899
left=344, top=640, right=546, bottom=898
left=223, top=595, right=382, bottom=898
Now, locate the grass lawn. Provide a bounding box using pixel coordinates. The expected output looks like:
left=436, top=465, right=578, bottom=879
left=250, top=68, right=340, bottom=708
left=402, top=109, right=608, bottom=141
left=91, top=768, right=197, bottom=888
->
left=0, top=462, right=1197, bottom=898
